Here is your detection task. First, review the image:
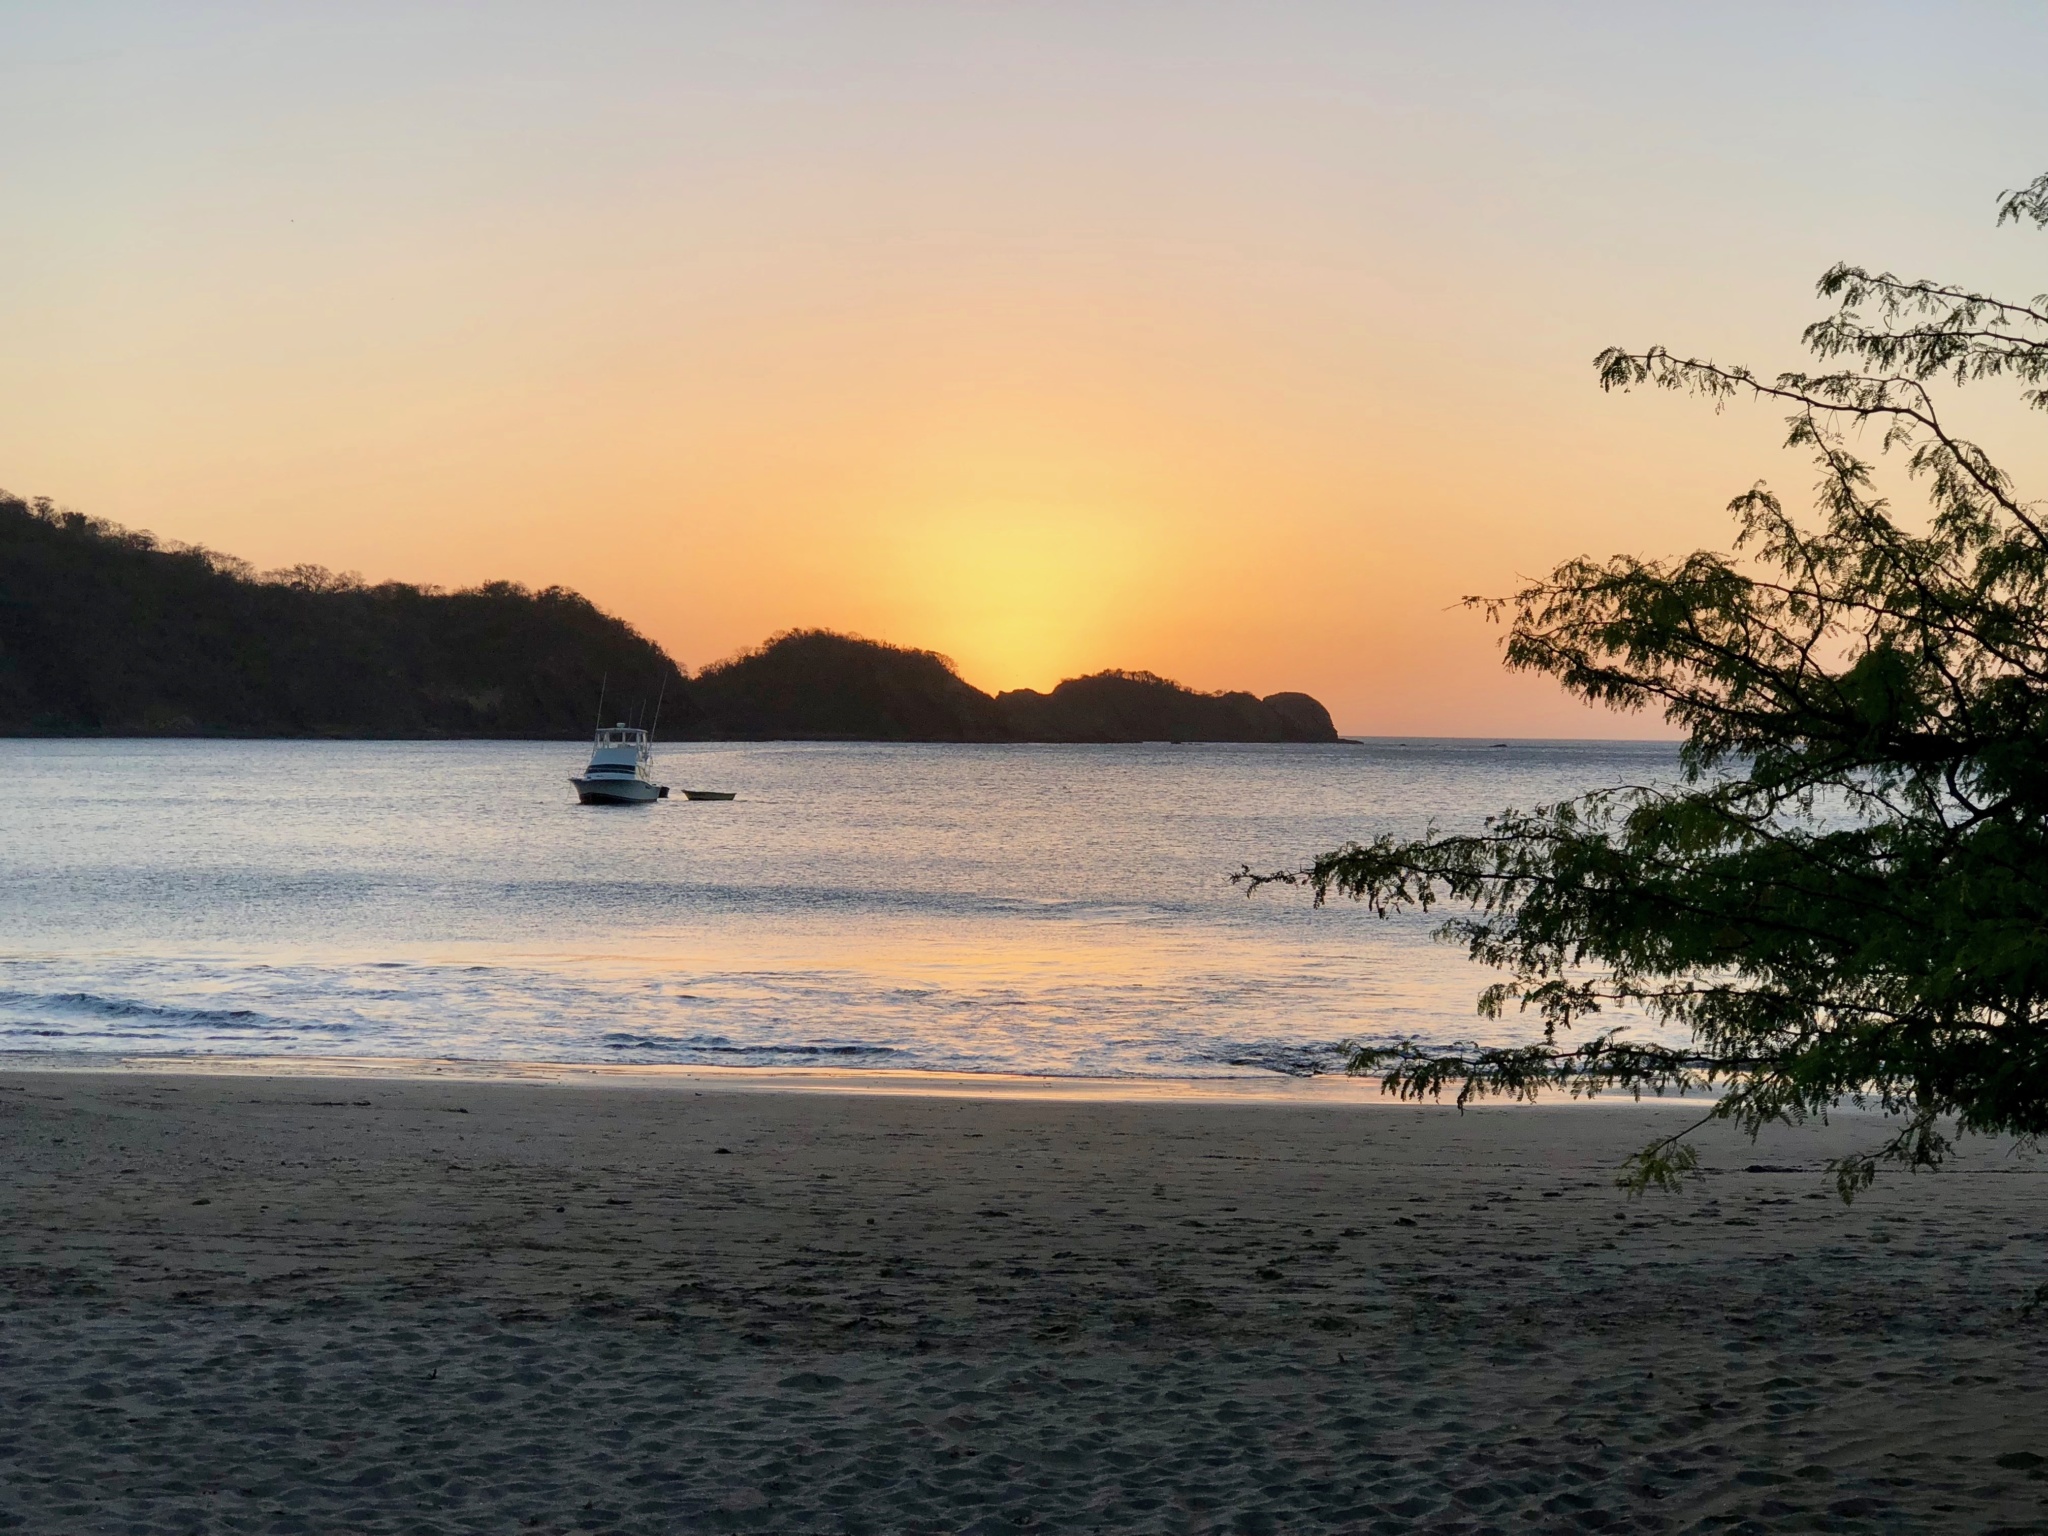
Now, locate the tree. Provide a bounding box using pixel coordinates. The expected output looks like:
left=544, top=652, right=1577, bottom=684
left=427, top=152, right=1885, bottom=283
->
left=1252, top=173, right=2048, bottom=1197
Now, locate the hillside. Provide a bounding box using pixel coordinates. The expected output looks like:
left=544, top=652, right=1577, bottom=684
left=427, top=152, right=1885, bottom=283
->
left=996, top=671, right=1336, bottom=743
left=688, top=630, right=1010, bottom=741
left=0, top=495, right=691, bottom=737
left=689, top=634, right=1337, bottom=742
left=0, top=494, right=1338, bottom=742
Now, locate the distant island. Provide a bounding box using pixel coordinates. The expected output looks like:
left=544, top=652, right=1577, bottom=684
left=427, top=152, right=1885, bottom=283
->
left=690, top=630, right=1335, bottom=743
left=0, top=492, right=1336, bottom=743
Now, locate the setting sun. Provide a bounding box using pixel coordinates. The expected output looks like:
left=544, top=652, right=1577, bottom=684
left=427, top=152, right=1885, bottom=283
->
left=7, top=8, right=2048, bottom=1529
left=4, top=6, right=2041, bottom=735
left=883, top=505, right=1160, bottom=692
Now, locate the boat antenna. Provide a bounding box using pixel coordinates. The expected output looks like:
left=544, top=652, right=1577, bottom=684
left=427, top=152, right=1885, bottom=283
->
left=594, top=673, right=607, bottom=731
left=650, top=673, right=666, bottom=741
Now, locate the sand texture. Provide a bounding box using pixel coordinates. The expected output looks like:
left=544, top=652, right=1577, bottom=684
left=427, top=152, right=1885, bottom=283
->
left=3, top=1069, right=2047, bottom=1534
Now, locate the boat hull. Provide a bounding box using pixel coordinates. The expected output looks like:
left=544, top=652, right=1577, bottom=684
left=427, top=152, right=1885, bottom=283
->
left=571, top=776, right=663, bottom=805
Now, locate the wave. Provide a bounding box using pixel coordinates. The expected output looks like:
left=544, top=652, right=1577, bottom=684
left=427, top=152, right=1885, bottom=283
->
left=599, top=1031, right=902, bottom=1060
left=1196, top=1040, right=1350, bottom=1078
left=476, top=878, right=1219, bottom=927
left=0, top=988, right=347, bottom=1035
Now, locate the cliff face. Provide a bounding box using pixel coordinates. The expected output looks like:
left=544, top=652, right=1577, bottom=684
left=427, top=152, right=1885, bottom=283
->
left=1259, top=692, right=1340, bottom=742
left=0, top=494, right=1340, bottom=742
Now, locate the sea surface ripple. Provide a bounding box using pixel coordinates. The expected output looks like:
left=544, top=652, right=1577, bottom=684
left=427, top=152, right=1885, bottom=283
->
left=0, top=738, right=1677, bottom=1079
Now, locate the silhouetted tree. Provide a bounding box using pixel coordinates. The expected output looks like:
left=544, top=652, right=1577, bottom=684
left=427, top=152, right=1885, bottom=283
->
left=0, top=497, right=691, bottom=737
left=1252, top=173, right=2048, bottom=1196
left=0, top=513, right=1340, bottom=743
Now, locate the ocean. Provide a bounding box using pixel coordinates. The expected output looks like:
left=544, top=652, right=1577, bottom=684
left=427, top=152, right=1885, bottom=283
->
left=0, top=737, right=1679, bottom=1080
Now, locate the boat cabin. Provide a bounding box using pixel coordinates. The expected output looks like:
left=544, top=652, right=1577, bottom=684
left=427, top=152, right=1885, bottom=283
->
left=585, top=724, right=651, bottom=773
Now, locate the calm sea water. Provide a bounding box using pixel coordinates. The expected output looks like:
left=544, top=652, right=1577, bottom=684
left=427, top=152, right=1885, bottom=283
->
left=0, top=739, right=1678, bottom=1079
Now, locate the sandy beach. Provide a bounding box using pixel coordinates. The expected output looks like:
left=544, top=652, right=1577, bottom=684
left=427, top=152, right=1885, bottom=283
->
left=3, top=1069, right=2046, bottom=1534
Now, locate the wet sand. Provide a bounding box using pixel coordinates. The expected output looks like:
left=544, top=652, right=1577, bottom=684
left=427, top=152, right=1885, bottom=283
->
left=3, top=1069, right=2046, bottom=1533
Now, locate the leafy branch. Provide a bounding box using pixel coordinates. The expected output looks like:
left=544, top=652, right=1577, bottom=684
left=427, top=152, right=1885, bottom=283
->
left=1250, top=173, right=2048, bottom=1196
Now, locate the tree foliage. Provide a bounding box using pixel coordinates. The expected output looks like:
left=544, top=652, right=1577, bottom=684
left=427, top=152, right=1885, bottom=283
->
left=0, top=494, right=689, bottom=737
left=0, top=497, right=1341, bottom=743
left=1255, top=173, right=2048, bottom=1197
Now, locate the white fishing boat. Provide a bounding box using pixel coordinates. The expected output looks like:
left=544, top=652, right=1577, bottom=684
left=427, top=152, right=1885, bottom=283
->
left=571, top=724, right=669, bottom=805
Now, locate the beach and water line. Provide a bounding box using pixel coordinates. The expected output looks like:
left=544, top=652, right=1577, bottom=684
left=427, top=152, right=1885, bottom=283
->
left=7, top=739, right=2048, bottom=1531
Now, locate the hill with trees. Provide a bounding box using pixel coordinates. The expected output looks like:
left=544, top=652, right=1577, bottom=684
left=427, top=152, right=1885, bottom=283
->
left=0, top=494, right=1337, bottom=742
left=687, top=629, right=1011, bottom=741
left=996, top=671, right=1336, bottom=743
left=0, top=494, right=693, bottom=737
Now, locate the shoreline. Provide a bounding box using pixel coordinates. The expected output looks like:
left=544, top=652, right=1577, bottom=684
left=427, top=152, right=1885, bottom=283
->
left=0, top=1051, right=1727, bottom=1108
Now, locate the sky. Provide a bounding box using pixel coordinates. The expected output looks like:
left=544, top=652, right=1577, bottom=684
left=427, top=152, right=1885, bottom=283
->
left=4, top=2, right=2046, bottom=734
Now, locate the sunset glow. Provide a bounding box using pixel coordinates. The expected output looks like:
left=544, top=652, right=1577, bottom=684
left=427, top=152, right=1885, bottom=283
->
left=4, top=4, right=2045, bottom=732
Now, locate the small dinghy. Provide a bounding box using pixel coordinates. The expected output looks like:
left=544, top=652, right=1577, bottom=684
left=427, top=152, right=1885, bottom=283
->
left=571, top=724, right=668, bottom=805
left=681, top=789, right=737, bottom=801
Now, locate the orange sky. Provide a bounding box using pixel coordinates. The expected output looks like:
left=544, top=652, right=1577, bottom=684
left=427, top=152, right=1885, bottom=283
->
left=4, top=4, right=2045, bottom=733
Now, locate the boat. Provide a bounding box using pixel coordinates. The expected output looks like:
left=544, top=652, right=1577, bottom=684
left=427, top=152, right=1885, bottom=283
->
left=571, top=723, right=669, bottom=805
left=681, top=789, right=736, bottom=801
